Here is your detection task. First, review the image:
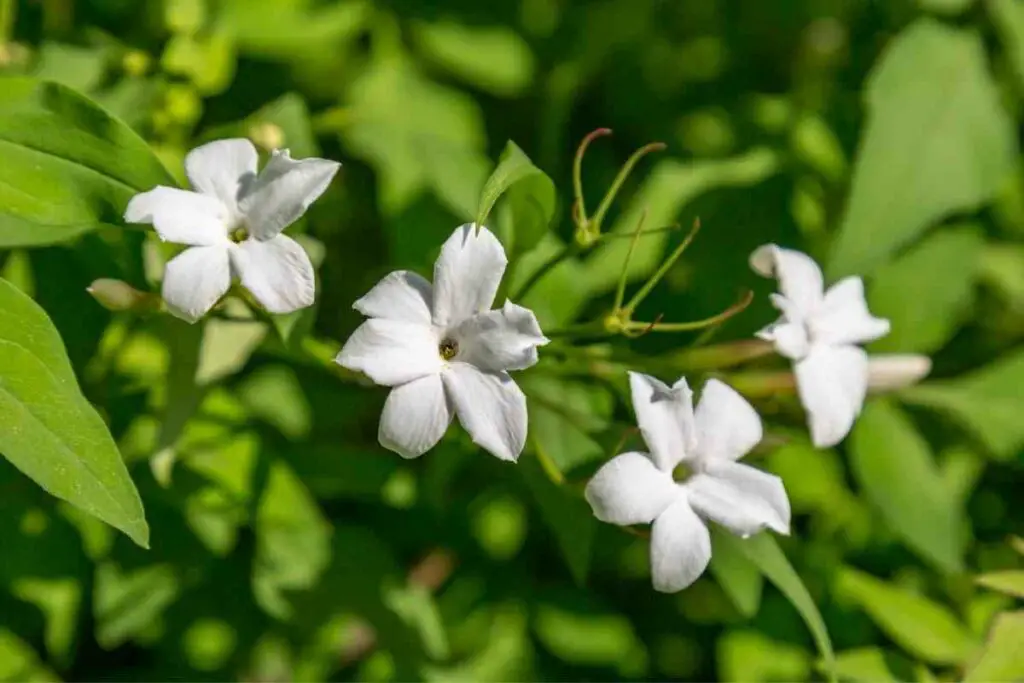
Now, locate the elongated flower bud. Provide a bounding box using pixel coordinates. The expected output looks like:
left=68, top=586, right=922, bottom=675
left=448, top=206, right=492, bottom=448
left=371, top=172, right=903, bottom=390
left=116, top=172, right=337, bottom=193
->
left=866, top=354, right=932, bottom=392
left=87, top=279, right=159, bottom=313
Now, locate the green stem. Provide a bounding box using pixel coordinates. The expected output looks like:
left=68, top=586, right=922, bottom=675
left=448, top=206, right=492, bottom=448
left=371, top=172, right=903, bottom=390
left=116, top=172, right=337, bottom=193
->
left=665, top=339, right=775, bottom=371
left=622, top=217, right=701, bottom=314
left=625, top=290, right=753, bottom=333
left=613, top=209, right=649, bottom=312
left=588, top=142, right=666, bottom=234
left=721, top=369, right=797, bottom=398
left=543, top=320, right=608, bottom=338
left=572, top=128, right=612, bottom=228
left=510, top=243, right=575, bottom=301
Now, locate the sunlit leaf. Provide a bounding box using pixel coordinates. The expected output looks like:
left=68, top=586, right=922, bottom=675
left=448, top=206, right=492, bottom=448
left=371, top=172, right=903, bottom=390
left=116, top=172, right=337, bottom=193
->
left=0, top=278, right=148, bottom=547
left=830, top=647, right=898, bottom=682
left=0, top=78, right=174, bottom=247
left=718, top=631, right=811, bottom=682
left=412, top=22, right=535, bottom=97
left=976, top=571, right=1024, bottom=599
left=849, top=400, right=965, bottom=573
left=829, top=19, right=1016, bottom=276
left=964, top=611, right=1024, bottom=681
left=836, top=567, right=977, bottom=665
left=477, top=140, right=556, bottom=256
left=94, top=563, right=181, bottom=649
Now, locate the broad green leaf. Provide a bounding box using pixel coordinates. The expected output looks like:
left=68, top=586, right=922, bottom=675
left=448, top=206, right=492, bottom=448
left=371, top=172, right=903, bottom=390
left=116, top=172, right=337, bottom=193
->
left=831, top=647, right=898, bottom=682
left=903, top=350, right=1024, bottom=460
left=33, top=43, right=106, bottom=92
left=533, top=600, right=639, bottom=666
left=709, top=529, right=764, bottom=618
left=718, top=631, right=811, bottom=682
left=239, top=366, right=312, bottom=440
left=868, top=226, right=983, bottom=353
left=253, top=458, right=333, bottom=619
left=521, top=374, right=613, bottom=474
left=976, top=571, right=1024, bottom=599
left=0, top=78, right=174, bottom=247
left=979, top=242, right=1024, bottom=307
left=716, top=533, right=835, bottom=679
left=476, top=140, right=556, bottom=255
left=849, top=400, right=965, bottom=573
left=965, top=611, right=1024, bottom=681
left=828, top=20, right=1016, bottom=276
left=991, top=0, right=1024, bottom=88
left=12, top=577, right=81, bottom=667
left=94, top=563, right=181, bottom=649
left=581, top=148, right=779, bottom=293
left=0, top=629, right=57, bottom=682
left=0, top=278, right=149, bottom=547
left=836, top=568, right=977, bottom=665
left=412, top=22, right=535, bottom=97
left=219, top=0, right=369, bottom=58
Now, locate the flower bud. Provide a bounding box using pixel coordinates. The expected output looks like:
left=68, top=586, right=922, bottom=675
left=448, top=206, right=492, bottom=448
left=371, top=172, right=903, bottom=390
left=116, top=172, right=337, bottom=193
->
left=866, top=354, right=932, bottom=392
left=87, top=279, right=158, bottom=313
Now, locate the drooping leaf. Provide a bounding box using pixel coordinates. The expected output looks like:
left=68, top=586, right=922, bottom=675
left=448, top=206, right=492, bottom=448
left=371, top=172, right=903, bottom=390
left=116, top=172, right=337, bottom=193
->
left=964, top=611, right=1024, bottom=681
left=849, top=400, right=965, bottom=573
left=412, top=22, right=535, bottom=97
left=716, top=533, right=835, bottom=679
left=476, top=140, right=557, bottom=256
left=868, top=226, right=983, bottom=354
left=0, top=78, right=174, bottom=247
left=0, top=277, right=149, bottom=547
left=828, top=19, right=1016, bottom=276
left=902, top=350, right=1024, bottom=460
left=975, top=571, right=1024, bottom=599
left=836, top=567, right=977, bottom=665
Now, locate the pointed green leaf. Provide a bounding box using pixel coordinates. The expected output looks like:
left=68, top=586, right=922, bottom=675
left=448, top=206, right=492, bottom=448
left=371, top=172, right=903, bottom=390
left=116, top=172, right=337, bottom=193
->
left=0, top=278, right=148, bottom=547
left=0, top=77, right=175, bottom=247
left=903, top=350, right=1024, bottom=460
left=710, top=529, right=764, bottom=618
left=965, top=611, right=1024, bottom=681
left=716, top=533, right=835, bottom=679
left=837, top=568, right=977, bottom=665
left=976, top=571, right=1024, bottom=599
left=831, top=647, right=898, bottom=682
left=849, top=400, right=965, bottom=572
left=829, top=19, right=1016, bottom=276
left=477, top=140, right=556, bottom=255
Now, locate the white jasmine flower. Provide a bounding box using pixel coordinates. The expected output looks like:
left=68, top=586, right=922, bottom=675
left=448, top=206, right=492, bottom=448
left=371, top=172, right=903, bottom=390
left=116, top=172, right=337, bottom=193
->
left=585, top=372, right=790, bottom=593
left=750, top=244, right=890, bottom=448
left=867, top=354, right=932, bottom=392
left=125, top=138, right=340, bottom=322
left=336, top=224, right=549, bottom=461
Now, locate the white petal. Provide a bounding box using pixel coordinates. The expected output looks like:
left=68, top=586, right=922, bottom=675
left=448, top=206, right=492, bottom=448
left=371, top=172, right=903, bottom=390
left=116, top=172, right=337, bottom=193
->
left=379, top=374, right=452, bottom=458
left=432, top=224, right=507, bottom=327
left=584, top=452, right=680, bottom=526
left=185, top=138, right=258, bottom=211
left=755, top=318, right=810, bottom=360
left=442, top=363, right=526, bottom=462
left=813, top=277, right=890, bottom=347
left=693, top=379, right=763, bottom=463
left=354, top=270, right=433, bottom=324
left=124, top=187, right=230, bottom=246
left=650, top=500, right=712, bottom=593
left=453, top=301, right=549, bottom=372
left=161, top=245, right=231, bottom=323
left=867, top=354, right=932, bottom=392
left=795, top=344, right=869, bottom=447
left=238, top=149, right=341, bottom=239
left=750, top=244, right=824, bottom=316
left=685, top=460, right=790, bottom=537
left=230, top=234, right=315, bottom=314
left=628, top=372, right=695, bottom=472
left=336, top=319, right=442, bottom=386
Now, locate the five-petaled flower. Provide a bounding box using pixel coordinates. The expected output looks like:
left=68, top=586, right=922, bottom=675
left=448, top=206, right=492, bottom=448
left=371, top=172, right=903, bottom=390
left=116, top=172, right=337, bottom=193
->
left=125, top=138, right=340, bottom=323
left=336, top=223, right=549, bottom=461
left=750, top=244, right=890, bottom=448
left=585, top=372, right=790, bottom=593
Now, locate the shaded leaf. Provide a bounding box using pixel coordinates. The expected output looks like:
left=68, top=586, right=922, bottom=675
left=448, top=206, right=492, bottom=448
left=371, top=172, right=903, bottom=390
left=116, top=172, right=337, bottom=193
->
left=710, top=529, right=764, bottom=618
left=829, top=20, right=1016, bottom=276
left=412, top=22, right=535, bottom=97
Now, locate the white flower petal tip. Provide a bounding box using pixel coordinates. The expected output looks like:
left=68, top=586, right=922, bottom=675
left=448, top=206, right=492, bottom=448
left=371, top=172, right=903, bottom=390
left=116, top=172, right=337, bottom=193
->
left=749, top=243, right=780, bottom=278
left=867, top=354, right=932, bottom=392
left=341, top=223, right=544, bottom=461
left=230, top=234, right=315, bottom=314
left=583, top=452, right=679, bottom=526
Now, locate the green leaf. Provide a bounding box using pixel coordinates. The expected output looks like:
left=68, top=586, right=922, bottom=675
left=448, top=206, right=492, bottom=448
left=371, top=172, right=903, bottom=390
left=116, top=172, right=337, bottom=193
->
left=918, top=0, right=974, bottom=15
left=976, top=571, right=1024, bottom=599
left=718, top=631, right=812, bottom=682
left=836, top=567, right=977, bottom=665
left=868, top=226, right=983, bottom=353
left=716, top=533, right=835, bottom=679
left=12, top=577, right=82, bottom=667
left=0, top=78, right=174, bottom=247
left=0, top=278, right=149, bottom=547
left=533, top=600, right=640, bottom=666
left=521, top=374, right=613, bottom=475
left=828, top=19, right=1016, bottom=276
left=476, top=140, right=557, bottom=255
left=709, top=530, right=764, bottom=618
left=94, top=562, right=181, bottom=649
left=849, top=400, right=965, bottom=573
left=979, top=242, right=1024, bottom=307
left=831, top=647, right=898, bottom=682
left=965, top=611, right=1024, bottom=681
left=902, top=350, right=1024, bottom=460
left=412, top=22, right=535, bottom=97
left=33, top=43, right=106, bottom=92
left=991, top=0, right=1024, bottom=89
left=0, top=629, right=58, bottom=682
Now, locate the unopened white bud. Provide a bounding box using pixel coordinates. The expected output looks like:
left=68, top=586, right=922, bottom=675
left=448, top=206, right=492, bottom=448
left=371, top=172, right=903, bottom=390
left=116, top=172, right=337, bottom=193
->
left=867, top=354, right=931, bottom=392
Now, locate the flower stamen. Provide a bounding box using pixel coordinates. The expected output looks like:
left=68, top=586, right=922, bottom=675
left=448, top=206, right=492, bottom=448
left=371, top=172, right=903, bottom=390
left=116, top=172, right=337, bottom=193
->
left=230, top=227, right=249, bottom=243
left=439, top=338, right=459, bottom=361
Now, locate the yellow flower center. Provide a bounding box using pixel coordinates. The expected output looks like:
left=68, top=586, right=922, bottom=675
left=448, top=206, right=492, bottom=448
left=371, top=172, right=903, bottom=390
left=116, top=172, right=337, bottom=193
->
left=439, top=338, right=459, bottom=361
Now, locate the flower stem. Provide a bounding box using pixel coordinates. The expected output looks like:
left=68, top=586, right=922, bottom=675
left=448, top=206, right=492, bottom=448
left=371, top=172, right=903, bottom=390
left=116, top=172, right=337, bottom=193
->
left=588, top=141, right=666, bottom=235
left=625, top=290, right=753, bottom=333
left=572, top=128, right=613, bottom=228
left=622, top=217, right=701, bottom=315
left=612, top=209, right=649, bottom=312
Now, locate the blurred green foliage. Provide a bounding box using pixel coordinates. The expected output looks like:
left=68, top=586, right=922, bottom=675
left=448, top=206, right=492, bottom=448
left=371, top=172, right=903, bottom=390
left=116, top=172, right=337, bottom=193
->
left=0, top=0, right=1023, bottom=680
